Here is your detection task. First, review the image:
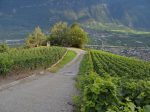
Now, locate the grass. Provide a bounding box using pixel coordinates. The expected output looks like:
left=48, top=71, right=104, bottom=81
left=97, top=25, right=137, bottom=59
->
left=48, top=50, right=77, bottom=73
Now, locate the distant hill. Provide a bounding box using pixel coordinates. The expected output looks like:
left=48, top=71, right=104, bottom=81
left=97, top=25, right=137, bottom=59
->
left=0, top=0, right=150, bottom=40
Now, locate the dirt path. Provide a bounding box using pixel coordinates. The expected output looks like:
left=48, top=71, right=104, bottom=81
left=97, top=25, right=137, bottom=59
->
left=0, top=48, right=85, bottom=112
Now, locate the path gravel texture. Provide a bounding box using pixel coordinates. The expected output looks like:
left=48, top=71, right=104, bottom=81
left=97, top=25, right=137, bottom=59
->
left=0, top=48, right=85, bottom=112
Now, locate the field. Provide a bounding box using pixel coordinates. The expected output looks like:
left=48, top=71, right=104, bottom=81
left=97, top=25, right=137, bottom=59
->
left=0, top=46, right=66, bottom=76
left=76, top=50, right=150, bottom=112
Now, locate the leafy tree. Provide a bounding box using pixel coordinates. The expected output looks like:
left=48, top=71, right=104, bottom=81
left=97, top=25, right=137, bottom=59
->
left=69, top=23, right=88, bottom=48
left=0, top=43, right=9, bottom=53
left=25, top=26, right=46, bottom=48
left=49, top=22, right=69, bottom=46
left=49, top=22, right=88, bottom=48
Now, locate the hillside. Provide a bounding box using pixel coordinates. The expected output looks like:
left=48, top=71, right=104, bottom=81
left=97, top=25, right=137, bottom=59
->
left=0, top=0, right=150, bottom=40
left=0, top=46, right=66, bottom=75
left=0, top=47, right=85, bottom=112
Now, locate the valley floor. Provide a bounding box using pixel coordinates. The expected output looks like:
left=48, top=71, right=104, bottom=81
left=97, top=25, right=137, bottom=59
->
left=0, top=48, right=85, bottom=112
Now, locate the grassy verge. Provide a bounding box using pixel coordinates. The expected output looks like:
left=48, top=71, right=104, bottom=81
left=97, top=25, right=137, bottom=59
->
left=49, top=50, right=77, bottom=73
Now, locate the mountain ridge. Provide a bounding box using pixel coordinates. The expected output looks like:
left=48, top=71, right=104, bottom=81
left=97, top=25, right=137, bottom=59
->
left=0, top=0, right=150, bottom=39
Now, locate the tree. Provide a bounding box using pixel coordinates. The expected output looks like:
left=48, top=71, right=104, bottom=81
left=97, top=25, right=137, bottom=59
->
left=69, top=23, right=88, bottom=48
left=49, top=22, right=88, bottom=48
left=25, top=26, right=46, bottom=48
left=49, top=22, right=69, bottom=46
left=0, top=43, right=9, bottom=53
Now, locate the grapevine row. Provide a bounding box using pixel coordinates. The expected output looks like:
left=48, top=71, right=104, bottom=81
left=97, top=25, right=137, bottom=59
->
left=0, top=46, right=66, bottom=75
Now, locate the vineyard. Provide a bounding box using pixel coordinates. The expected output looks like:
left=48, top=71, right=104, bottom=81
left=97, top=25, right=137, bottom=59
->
left=76, top=50, right=150, bottom=112
left=0, top=46, right=66, bottom=75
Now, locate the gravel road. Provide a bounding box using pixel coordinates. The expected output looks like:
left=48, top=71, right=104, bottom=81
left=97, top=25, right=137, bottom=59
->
left=0, top=48, right=85, bottom=112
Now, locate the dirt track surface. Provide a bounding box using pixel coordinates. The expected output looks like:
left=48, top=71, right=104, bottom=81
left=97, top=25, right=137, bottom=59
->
left=0, top=48, right=85, bottom=112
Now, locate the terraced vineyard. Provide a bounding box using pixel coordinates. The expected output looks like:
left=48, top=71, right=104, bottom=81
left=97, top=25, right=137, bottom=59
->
left=0, top=46, right=66, bottom=75
left=91, top=50, right=150, bottom=80
left=76, top=50, right=150, bottom=112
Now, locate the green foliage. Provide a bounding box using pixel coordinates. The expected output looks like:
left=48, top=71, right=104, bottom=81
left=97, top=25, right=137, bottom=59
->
left=49, top=22, right=69, bottom=46
left=119, top=80, right=150, bottom=107
left=25, top=26, right=47, bottom=48
left=76, top=52, right=94, bottom=91
left=69, top=23, right=88, bottom=48
left=0, top=56, right=13, bottom=75
left=144, top=105, right=150, bottom=112
left=90, top=50, right=150, bottom=80
left=0, top=43, right=9, bottom=53
left=76, top=50, right=150, bottom=112
left=49, top=22, right=88, bottom=48
left=79, top=73, right=119, bottom=112
left=0, top=47, right=66, bottom=75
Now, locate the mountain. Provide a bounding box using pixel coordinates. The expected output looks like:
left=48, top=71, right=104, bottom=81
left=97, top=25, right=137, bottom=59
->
left=0, top=0, right=150, bottom=40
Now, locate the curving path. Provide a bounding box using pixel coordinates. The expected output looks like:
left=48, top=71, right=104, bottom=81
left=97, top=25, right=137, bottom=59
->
left=0, top=48, right=85, bottom=112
